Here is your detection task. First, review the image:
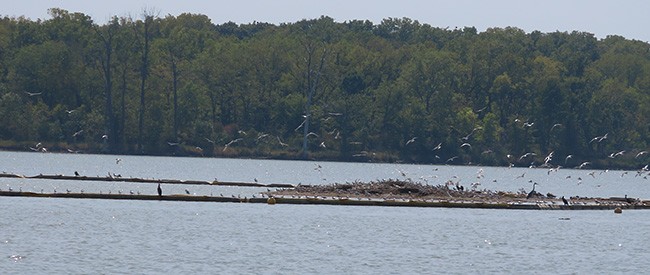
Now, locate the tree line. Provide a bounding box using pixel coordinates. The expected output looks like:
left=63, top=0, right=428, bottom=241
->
left=0, top=8, right=649, bottom=169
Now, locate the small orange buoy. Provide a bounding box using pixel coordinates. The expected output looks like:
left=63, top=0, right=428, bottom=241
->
left=267, top=197, right=276, bottom=205
left=614, top=207, right=622, bottom=214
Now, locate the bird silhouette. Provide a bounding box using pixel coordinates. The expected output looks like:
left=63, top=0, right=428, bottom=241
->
left=223, top=138, right=243, bottom=151
left=405, top=137, right=417, bottom=145
left=446, top=156, right=459, bottom=163
left=550, top=123, right=562, bottom=131
left=523, top=122, right=535, bottom=128
left=589, top=133, right=608, bottom=143
left=433, top=142, right=442, bottom=150
left=157, top=183, right=162, bottom=197
left=561, top=196, right=569, bottom=205
left=565, top=155, right=573, bottom=164
left=519, top=152, right=536, bottom=161
left=526, top=182, right=539, bottom=199
left=277, top=136, right=288, bottom=147
left=608, top=150, right=625, bottom=158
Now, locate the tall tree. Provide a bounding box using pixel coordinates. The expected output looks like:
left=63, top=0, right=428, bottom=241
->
left=93, top=17, right=119, bottom=152
left=134, top=12, right=154, bottom=152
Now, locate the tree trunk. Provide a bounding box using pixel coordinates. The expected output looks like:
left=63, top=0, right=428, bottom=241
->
left=301, top=42, right=328, bottom=159
left=171, top=53, right=179, bottom=141
left=137, top=16, right=151, bottom=152
left=95, top=24, right=117, bottom=153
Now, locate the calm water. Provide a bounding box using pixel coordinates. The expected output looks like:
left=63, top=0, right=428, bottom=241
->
left=1, top=151, right=650, bottom=273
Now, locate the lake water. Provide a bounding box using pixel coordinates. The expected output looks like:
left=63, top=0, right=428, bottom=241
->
left=1, top=151, right=650, bottom=273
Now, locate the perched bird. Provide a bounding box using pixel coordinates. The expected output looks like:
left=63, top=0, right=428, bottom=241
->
left=157, top=183, right=162, bottom=197
left=526, top=182, right=539, bottom=199
left=561, top=196, right=569, bottom=205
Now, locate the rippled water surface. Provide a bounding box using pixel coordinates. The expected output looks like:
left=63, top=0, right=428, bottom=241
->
left=1, top=151, right=650, bottom=273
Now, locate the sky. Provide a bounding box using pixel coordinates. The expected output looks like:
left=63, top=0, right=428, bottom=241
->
left=5, top=0, right=650, bottom=42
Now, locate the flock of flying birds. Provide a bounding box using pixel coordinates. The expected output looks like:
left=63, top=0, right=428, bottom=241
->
left=401, top=119, right=648, bottom=171
left=388, top=119, right=650, bottom=197
left=22, top=90, right=650, bottom=168
left=15, top=98, right=650, bottom=198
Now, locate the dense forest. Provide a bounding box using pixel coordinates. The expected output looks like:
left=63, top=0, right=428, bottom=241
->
left=1, top=8, right=649, bottom=169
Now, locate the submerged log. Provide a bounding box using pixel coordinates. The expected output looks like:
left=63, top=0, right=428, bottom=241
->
left=0, top=190, right=648, bottom=210
left=0, top=173, right=294, bottom=188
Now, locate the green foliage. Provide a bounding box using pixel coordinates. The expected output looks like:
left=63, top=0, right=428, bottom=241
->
left=0, top=9, right=649, bottom=169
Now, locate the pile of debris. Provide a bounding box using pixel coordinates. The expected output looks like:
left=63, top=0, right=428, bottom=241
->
left=271, top=179, right=524, bottom=201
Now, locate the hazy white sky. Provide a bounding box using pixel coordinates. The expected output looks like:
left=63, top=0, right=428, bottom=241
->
left=6, top=0, right=650, bottom=42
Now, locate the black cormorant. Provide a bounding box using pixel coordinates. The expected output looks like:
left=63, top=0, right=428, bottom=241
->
left=561, top=196, right=569, bottom=205
left=526, top=182, right=539, bottom=199
left=157, top=183, right=162, bottom=197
